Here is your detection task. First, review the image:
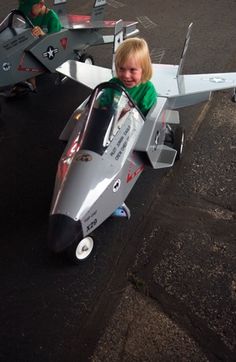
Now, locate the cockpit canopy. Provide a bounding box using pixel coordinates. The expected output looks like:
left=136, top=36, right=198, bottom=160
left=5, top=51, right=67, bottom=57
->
left=73, top=82, right=143, bottom=155
left=0, top=9, right=33, bottom=39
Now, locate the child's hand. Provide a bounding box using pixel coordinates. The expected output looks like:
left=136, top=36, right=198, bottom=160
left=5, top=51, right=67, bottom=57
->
left=31, top=26, right=45, bottom=37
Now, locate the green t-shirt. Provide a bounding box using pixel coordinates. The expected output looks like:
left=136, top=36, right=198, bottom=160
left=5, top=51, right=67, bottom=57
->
left=32, top=9, right=62, bottom=33
left=18, top=2, right=61, bottom=32
left=110, top=78, right=157, bottom=116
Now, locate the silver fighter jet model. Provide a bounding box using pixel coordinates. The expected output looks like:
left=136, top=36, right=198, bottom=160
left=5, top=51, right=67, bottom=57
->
left=48, top=23, right=236, bottom=263
left=0, top=0, right=138, bottom=90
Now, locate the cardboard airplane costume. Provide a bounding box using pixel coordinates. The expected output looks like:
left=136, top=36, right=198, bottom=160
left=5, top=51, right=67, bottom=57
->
left=48, top=22, right=236, bottom=263
left=0, top=0, right=138, bottom=89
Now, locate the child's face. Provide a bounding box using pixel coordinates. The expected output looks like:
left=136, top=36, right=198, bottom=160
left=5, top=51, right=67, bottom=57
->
left=117, top=56, right=142, bottom=88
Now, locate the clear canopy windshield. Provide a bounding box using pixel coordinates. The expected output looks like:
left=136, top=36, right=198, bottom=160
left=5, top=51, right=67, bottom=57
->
left=0, top=10, right=31, bottom=34
left=80, top=82, right=142, bottom=155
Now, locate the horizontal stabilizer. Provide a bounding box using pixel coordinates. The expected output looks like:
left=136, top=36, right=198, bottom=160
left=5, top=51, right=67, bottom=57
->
left=56, top=60, right=112, bottom=89
left=62, top=14, right=138, bottom=31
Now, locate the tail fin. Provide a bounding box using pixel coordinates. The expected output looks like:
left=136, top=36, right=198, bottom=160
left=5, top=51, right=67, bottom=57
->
left=53, top=0, right=67, bottom=19
left=176, top=22, right=193, bottom=78
left=112, top=20, right=124, bottom=76
left=91, top=0, right=107, bottom=22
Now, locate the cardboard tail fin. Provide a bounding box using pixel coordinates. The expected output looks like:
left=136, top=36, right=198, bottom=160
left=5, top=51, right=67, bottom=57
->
left=53, top=0, right=67, bottom=19
left=112, top=20, right=124, bottom=76
left=91, top=0, right=107, bottom=22
left=176, top=22, right=193, bottom=78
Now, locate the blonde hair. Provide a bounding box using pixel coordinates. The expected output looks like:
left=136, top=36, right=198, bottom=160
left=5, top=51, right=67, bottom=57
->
left=115, top=38, right=153, bottom=83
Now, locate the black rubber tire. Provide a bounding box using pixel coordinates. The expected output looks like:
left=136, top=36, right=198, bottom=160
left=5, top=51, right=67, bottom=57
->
left=173, top=126, right=185, bottom=160
left=79, top=53, right=94, bottom=65
left=231, top=94, right=236, bottom=103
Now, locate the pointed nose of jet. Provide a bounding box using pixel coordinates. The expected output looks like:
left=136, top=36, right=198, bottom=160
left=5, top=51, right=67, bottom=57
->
left=48, top=214, right=83, bottom=253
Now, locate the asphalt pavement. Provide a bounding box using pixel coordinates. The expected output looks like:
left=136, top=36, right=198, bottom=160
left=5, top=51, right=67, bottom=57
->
left=91, top=91, right=236, bottom=361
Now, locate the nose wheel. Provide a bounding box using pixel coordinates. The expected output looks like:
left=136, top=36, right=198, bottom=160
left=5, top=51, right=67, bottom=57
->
left=66, top=236, right=94, bottom=263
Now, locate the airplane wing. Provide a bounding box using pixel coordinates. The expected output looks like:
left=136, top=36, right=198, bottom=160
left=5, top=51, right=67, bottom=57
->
left=152, top=64, right=236, bottom=97
left=56, top=60, right=112, bottom=89
left=177, top=73, right=236, bottom=95
left=151, top=64, right=179, bottom=97
left=57, top=60, right=236, bottom=102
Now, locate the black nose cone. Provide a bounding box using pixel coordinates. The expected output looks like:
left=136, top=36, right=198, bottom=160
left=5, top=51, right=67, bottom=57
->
left=48, top=214, right=83, bottom=253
